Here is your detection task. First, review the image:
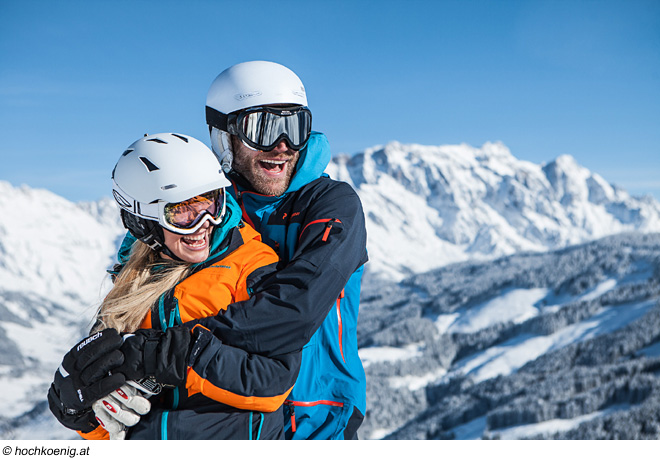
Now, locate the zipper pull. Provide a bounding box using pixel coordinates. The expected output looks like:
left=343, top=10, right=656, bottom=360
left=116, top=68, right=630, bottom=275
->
left=322, top=219, right=338, bottom=242
left=286, top=401, right=297, bottom=433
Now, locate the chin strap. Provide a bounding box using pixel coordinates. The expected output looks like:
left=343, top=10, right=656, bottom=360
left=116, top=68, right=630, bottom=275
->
left=159, top=245, right=185, bottom=262
left=120, top=210, right=185, bottom=261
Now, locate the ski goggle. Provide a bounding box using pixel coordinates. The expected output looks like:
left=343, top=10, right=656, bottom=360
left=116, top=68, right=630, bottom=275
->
left=159, top=189, right=226, bottom=235
left=225, top=105, right=312, bottom=151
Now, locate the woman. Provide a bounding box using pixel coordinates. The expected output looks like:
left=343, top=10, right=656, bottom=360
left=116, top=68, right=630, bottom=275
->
left=48, top=133, right=300, bottom=440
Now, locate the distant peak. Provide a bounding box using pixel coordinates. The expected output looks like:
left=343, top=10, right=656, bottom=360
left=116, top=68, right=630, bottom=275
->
left=384, top=140, right=404, bottom=150
left=554, top=154, right=579, bottom=168
left=477, top=141, right=513, bottom=159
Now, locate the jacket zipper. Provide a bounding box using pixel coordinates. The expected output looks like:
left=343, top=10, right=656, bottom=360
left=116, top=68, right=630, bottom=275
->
left=285, top=399, right=345, bottom=433
left=160, top=299, right=180, bottom=440
left=337, top=289, right=345, bottom=362
left=299, top=218, right=342, bottom=243
left=233, top=189, right=256, bottom=229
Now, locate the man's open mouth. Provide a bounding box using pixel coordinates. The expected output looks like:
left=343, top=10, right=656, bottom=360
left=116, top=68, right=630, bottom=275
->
left=259, top=159, right=288, bottom=175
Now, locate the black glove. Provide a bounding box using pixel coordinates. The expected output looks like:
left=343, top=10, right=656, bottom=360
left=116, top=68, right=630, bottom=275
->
left=114, top=328, right=193, bottom=387
left=48, top=329, right=126, bottom=432
left=47, top=384, right=99, bottom=433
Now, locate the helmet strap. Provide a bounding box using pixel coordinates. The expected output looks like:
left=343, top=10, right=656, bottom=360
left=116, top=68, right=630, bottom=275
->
left=210, top=127, right=233, bottom=173
left=160, top=244, right=185, bottom=263
left=120, top=209, right=169, bottom=255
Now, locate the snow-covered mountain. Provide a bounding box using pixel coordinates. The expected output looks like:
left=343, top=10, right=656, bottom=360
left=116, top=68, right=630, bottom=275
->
left=1, top=140, right=660, bottom=439
left=0, top=181, right=124, bottom=303
left=0, top=180, right=125, bottom=439
left=358, top=232, right=660, bottom=440
left=326, top=142, right=660, bottom=280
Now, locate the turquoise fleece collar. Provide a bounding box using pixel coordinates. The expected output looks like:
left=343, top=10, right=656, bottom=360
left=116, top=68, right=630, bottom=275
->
left=286, top=131, right=331, bottom=193
left=201, top=193, right=242, bottom=261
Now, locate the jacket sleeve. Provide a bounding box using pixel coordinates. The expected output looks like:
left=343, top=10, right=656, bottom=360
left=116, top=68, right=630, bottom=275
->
left=194, top=180, right=368, bottom=356
left=110, top=228, right=302, bottom=412
left=184, top=324, right=300, bottom=412
left=78, top=426, right=110, bottom=440
left=177, top=237, right=300, bottom=412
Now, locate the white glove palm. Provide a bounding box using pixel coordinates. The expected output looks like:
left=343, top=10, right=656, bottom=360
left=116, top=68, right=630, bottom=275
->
left=92, top=382, right=152, bottom=440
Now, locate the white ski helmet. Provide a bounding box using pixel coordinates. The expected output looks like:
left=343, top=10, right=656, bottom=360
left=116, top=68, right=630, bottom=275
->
left=205, top=60, right=310, bottom=171
left=112, top=133, right=231, bottom=251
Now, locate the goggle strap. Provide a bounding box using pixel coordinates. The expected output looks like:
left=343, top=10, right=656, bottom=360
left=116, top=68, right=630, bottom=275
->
left=206, top=106, right=229, bottom=132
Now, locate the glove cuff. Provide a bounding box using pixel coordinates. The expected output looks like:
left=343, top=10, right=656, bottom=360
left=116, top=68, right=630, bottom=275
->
left=142, top=336, right=161, bottom=377
left=188, top=325, right=215, bottom=367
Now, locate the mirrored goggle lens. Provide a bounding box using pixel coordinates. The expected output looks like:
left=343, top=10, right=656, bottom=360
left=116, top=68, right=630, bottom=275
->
left=238, top=108, right=312, bottom=150
left=163, top=189, right=223, bottom=230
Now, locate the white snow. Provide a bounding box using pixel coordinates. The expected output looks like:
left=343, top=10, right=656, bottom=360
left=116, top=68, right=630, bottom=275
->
left=445, top=298, right=657, bottom=385
left=437, top=287, right=550, bottom=334
left=0, top=373, right=50, bottom=416
left=326, top=141, right=660, bottom=281
left=359, top=343, right=423, bottom=366
left=7, top=413, right=78, bottom=441
left=434, top=278, right=623, bottom=335
left=0, top=181, right=123, bottom=303
left=388, top=368, right=448, bottom=391
left=488, top=404, right=632, bottom=440
left=0, top=180, right=125, bottom=428
left=449, top=404, right=632, bottom=440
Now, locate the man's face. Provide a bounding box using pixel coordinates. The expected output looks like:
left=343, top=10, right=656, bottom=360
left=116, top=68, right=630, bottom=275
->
left=231, top=136, right=300, bottom=196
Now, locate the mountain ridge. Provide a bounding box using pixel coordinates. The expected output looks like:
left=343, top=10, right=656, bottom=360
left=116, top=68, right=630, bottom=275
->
left=1, top=140, right=659, bottom=439
left=325, top=141, right=660, bottom=280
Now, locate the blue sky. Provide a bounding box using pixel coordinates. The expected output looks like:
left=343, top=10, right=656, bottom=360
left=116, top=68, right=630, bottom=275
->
left=1, top=0, right=659, bottom=202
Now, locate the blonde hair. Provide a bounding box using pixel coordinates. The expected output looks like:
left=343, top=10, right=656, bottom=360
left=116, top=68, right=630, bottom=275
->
left=94, top=240, right=192, bottom=333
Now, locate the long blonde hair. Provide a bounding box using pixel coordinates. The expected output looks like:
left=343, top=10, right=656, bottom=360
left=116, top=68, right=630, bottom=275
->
left=94, top=240, right=192, bottom=333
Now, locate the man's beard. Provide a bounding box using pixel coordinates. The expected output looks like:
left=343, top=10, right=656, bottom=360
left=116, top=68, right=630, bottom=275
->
left=231, top=142, right=299, bottom=196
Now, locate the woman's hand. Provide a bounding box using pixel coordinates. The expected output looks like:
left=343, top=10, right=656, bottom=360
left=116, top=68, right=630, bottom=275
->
left=47, top=329, right=126, bottom=432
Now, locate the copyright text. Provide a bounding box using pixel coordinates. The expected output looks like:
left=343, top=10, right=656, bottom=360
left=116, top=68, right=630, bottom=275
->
left=3, top=446, right=90, bottom=457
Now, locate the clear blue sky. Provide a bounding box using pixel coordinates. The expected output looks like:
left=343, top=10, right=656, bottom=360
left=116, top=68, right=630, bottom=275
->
left=1, top=0, right=659, bottom=202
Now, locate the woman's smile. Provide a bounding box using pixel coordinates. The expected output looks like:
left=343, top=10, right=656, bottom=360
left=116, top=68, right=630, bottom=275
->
left=163, top=222, right=213, bottom=263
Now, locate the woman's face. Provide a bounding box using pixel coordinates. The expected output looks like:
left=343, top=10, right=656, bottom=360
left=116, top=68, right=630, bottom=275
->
left=162, top=221, right=213, bottom=263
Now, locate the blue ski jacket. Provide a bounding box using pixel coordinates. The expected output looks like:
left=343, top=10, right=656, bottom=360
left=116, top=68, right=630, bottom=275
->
left=196, top=131, right=368, bottom=439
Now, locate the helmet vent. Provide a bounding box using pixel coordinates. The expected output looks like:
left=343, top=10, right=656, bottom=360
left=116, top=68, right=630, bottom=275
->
left=171, top=134, right=189, bottom=143
left=121, top=149, right=134, bottom=156
left=139, top=156, right=160, bottom=172
left=146, top=138, right=167, bottom=144
left=161, top=184, right=177, bottom=190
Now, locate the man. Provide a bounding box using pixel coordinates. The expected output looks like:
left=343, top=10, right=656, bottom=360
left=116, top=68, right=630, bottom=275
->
left=49, top=61, right=368, bottom=440
left=201, top=60, right=368, bottom=439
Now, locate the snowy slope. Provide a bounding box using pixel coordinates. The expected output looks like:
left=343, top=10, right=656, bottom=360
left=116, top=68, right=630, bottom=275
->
left=326, top=142, right=660, bottom=280
left=0, top=181, right=124, bottom=303
left=358, top=233, right=660, bottom=440
left=0, top=181, right=125, bottom=439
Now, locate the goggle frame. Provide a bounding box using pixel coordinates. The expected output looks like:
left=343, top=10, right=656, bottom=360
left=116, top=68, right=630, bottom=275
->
left=221, top=105, right=312, bottom=152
